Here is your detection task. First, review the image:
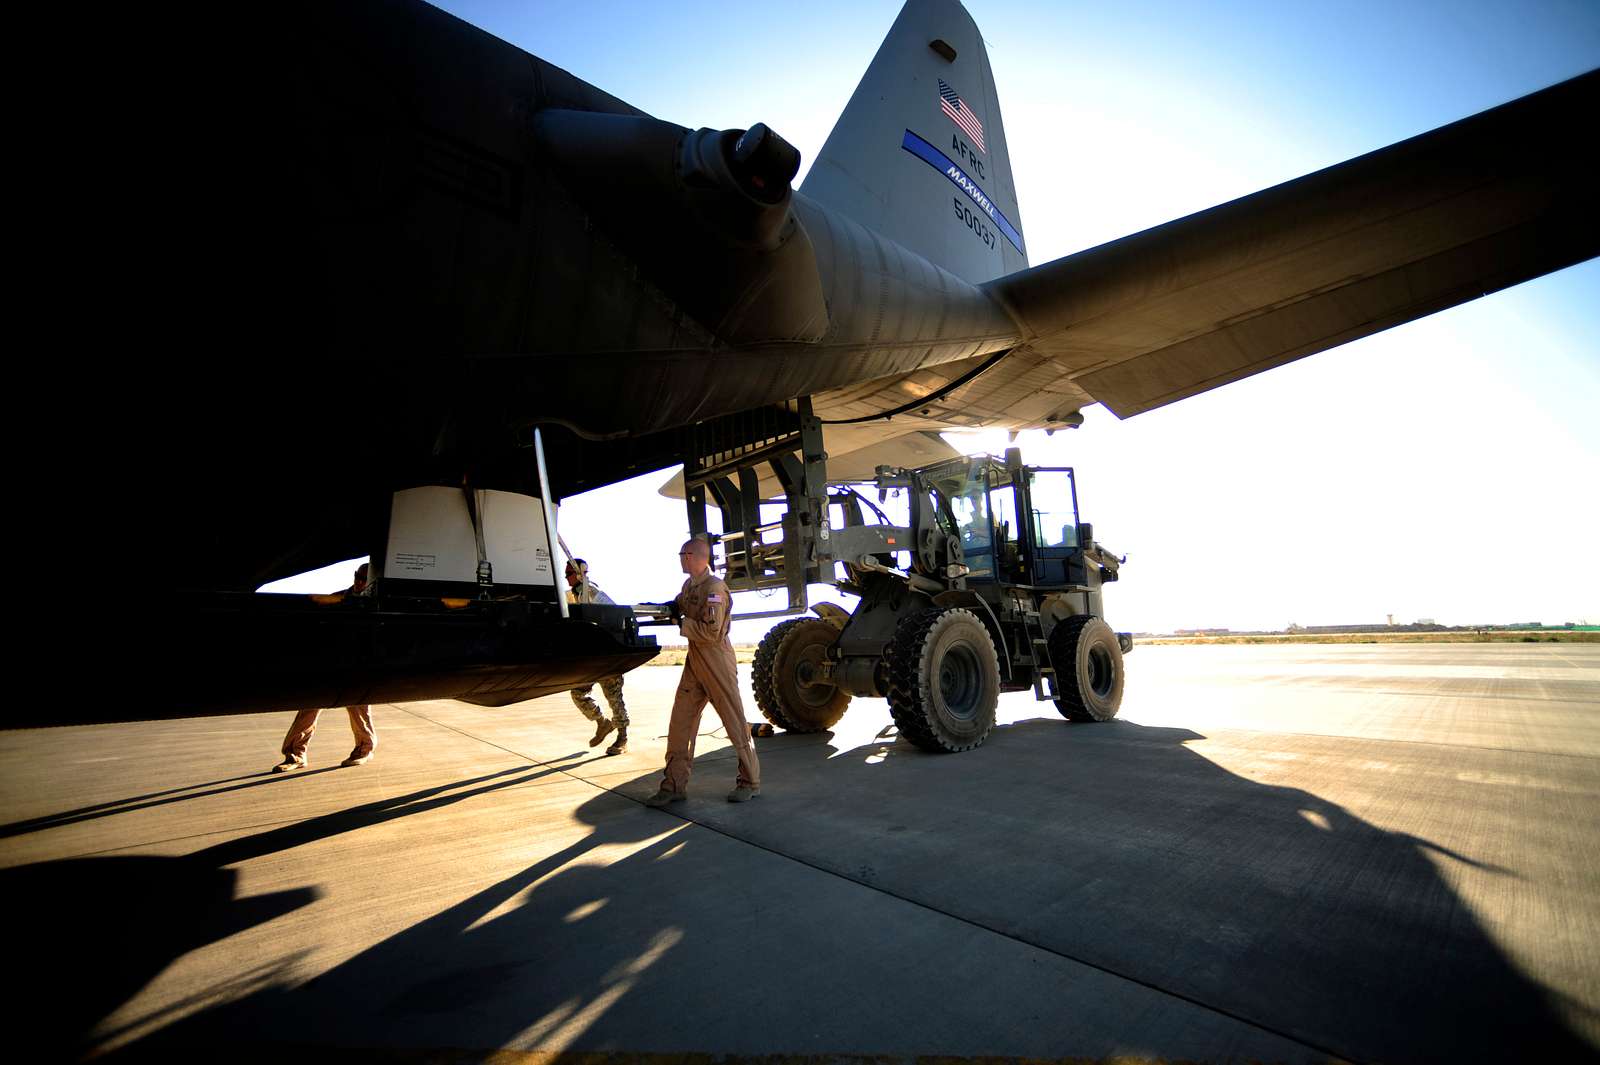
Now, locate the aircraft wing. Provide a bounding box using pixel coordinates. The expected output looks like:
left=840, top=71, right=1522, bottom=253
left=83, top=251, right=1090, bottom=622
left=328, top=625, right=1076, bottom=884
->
left=984, top=70, right=1600, bottom=419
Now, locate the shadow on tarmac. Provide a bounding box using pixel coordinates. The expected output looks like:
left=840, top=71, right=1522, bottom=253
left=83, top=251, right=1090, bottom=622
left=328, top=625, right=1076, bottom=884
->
left=20, top=719, right=1597, bottom=1064
left=9, top=759, right=593, bottom=1062
left=0, top=769, right=343, bottom=839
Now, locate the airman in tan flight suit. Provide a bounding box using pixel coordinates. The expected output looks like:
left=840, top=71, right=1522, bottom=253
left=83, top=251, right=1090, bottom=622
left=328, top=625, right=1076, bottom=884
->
left=272, top=563, right=377, bottom=772
left=565, top=558, right=628, bottom=755
left=645, top=538, right=761, bottom=805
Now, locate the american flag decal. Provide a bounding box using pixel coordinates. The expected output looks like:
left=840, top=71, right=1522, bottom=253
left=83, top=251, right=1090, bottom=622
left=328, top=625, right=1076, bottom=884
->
left=938, top=78, right=986, bottom=153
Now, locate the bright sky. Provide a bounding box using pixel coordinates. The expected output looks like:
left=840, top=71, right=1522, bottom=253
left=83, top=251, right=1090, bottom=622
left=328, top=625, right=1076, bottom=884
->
left=265, top=0, right=1599, bottom=635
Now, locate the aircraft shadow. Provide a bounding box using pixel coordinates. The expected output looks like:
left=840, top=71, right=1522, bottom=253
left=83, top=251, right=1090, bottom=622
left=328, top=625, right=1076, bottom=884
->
left=48, top=719, right=1599, bottom=1064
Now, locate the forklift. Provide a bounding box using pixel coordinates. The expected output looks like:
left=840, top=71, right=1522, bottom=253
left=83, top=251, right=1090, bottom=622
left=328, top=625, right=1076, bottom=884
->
left=664, top=401, right=1129, bottom=753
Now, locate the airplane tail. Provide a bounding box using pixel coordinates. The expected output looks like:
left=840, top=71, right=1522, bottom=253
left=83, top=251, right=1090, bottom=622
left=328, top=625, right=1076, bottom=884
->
left=800, top=0, right=1027, bottom=285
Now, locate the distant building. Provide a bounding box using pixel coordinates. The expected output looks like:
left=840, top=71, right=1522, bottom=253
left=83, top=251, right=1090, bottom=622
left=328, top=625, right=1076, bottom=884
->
left=1303, top=622, right=1447, bottom=634
left=1418, top=618, right=1436, bottom=625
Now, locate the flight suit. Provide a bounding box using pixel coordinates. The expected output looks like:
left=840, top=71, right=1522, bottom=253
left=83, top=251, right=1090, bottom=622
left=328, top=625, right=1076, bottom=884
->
left=661, top=569, right=759, bottom=794
left=280, top=705, right=376, bottom=764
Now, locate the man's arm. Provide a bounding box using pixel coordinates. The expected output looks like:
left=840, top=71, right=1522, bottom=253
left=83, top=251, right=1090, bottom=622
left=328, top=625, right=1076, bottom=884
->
left=679, top=585, right=727, bottom=644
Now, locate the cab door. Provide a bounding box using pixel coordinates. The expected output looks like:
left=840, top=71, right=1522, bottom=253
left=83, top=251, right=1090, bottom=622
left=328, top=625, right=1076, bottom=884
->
left=1019, top=467, right=1081, bottom=587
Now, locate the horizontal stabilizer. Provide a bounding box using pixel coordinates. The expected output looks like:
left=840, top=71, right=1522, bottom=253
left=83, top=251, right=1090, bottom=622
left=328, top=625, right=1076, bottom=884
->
left=984, top=70, right=1600, bottom=418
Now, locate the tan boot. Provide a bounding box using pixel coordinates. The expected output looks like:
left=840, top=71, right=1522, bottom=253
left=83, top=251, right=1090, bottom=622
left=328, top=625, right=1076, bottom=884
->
left=272, top=757, right=306, bottom=773
left=341, top=747, right=374, bottom=767
left=643, top=789, right=685, bottom=808
left=605, top=727, right=628, bottom=756
left=588, top=718, right=616, bottom=747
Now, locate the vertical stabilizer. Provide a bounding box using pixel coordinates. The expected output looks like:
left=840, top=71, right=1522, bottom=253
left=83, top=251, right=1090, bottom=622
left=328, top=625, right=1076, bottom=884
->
left=801, top=0, right=1027, bottom=284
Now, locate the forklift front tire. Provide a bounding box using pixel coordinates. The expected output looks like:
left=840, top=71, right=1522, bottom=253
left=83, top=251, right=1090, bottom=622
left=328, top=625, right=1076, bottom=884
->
left=887, top=607, right=999, bottom=752
left=1050, top=615, right=1124, bottom=722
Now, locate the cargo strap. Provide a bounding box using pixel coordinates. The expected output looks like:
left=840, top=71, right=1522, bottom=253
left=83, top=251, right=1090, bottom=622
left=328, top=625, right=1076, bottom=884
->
left=463, top=487, right=493, bottom=591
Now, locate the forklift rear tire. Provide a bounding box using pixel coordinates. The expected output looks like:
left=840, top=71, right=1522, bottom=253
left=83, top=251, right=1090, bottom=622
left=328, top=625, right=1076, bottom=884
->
left=1050, top=615, right=1124, bottom=722
left=752, top=618, right=850, bottom=733
left=887, top=607, right=999, bottom=752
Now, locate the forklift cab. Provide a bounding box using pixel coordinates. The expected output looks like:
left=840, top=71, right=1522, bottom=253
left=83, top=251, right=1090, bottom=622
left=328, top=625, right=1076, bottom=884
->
left=935, top=449, right=1084, bottom=589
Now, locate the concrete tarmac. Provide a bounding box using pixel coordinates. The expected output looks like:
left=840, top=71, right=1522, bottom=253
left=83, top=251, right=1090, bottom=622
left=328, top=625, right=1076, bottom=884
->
left=3, top=642, right=1597, bottom=1063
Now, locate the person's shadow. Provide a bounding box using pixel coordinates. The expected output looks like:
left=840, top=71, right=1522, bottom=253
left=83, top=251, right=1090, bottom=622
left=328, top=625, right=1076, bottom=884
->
left=32, top=720, right=1599, bottom=1064
left=0, top=770, right=342, bottom=840
left=6, top=758, right=592, bottom=1062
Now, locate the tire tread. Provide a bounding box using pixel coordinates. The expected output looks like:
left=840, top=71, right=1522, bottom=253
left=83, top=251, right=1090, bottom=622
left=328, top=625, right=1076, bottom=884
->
left=886, top=608, right=997, bottom=752
left=1051, top=614, right=1123, bottom=722
left=752, top=619, right=807, bottom=732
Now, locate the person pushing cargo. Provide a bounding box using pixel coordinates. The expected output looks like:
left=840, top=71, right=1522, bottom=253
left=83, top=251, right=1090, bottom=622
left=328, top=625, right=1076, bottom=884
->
left=645, top=538, right=761, bottom=805
left=565, top=557, right=628, bottom=755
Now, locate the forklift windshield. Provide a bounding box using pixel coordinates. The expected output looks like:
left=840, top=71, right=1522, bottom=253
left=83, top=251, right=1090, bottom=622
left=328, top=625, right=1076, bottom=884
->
left=942, top=464, right=993, bottom=576
left=987, top=469, right=1020, bottom=578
